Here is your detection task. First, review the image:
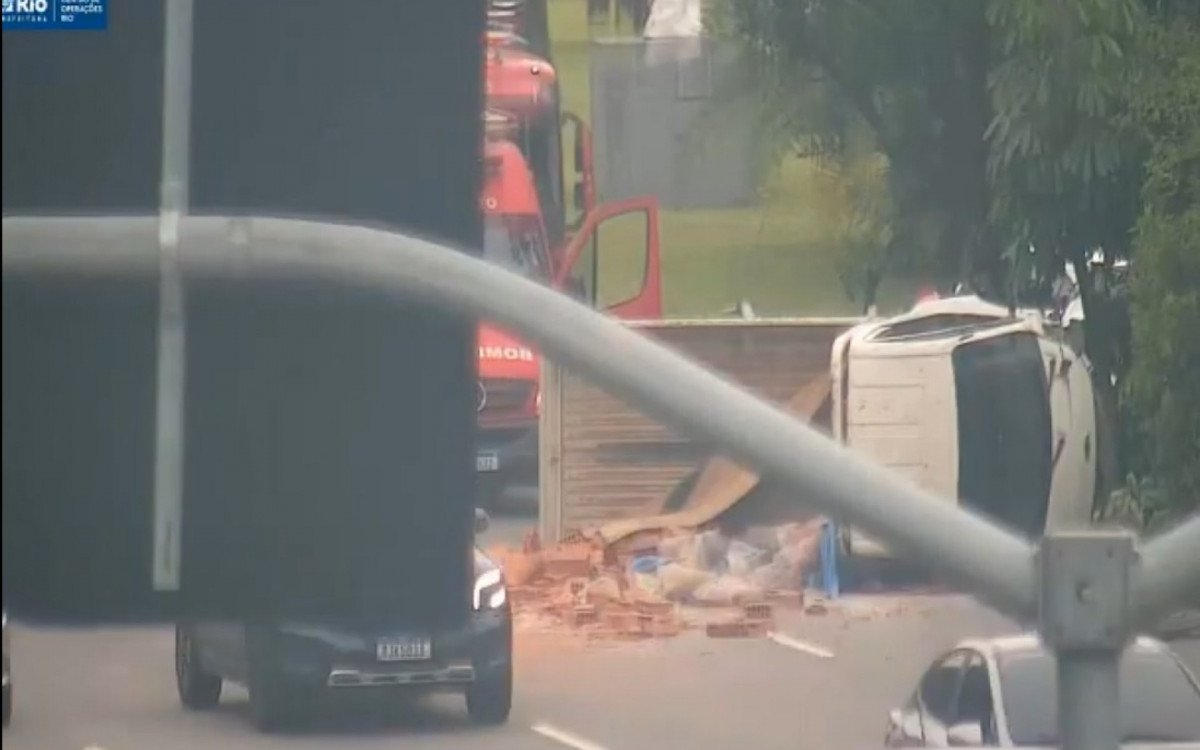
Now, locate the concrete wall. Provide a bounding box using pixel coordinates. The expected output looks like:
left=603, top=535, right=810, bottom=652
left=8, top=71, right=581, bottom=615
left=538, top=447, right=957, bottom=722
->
left=589, top=37, right=761, bottom=210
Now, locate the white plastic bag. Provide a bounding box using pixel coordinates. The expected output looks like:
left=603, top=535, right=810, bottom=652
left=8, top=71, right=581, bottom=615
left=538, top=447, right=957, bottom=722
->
left=659, top=562, right=714, bottom=601
left=725, top=540, right=769, bottom=577
left=692, top=575, right=764, bottom=606
left=749, top=557, right=801, bottom=591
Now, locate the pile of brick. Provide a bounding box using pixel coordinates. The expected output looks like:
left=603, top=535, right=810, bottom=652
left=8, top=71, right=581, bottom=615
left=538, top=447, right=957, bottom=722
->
left=488, top=528, right=814, bottom=641
left=490, top=532, right=687, bottom=640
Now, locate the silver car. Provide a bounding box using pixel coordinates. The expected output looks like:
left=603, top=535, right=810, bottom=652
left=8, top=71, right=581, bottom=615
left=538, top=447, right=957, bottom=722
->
left=885, top=633, right=1200, bottom=747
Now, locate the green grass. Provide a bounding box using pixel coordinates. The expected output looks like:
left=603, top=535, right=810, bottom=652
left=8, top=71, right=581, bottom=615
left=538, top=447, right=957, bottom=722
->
left=547, top=0, right=593, bottom=123
left=546, top=0, right=918, bottom=318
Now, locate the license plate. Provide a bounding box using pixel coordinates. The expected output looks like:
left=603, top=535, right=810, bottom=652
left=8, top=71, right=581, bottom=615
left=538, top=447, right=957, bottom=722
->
left=376, top=636, right=431, bottom=662
left=476, top=452, right=499, bottom=472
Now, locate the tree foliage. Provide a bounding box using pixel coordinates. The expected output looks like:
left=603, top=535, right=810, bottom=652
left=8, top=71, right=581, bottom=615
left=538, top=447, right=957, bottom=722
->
left=720, top=0, right=1199, bottom=516
left=987, top=0, right=1144, bottom=262
left=1125, top=14, right=1200, bottom=515
left=829, top=138, right=894, bottom=312
left=720, top=0, right=995, bottom=301
left=987, top=0, right=1143, bottom=395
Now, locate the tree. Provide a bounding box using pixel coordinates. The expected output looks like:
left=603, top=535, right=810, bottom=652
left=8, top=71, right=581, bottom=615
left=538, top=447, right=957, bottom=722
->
left=986, top=0, right=1144, bottom=386
left=718, top=0, right=998, bottom=305
left=985, top=0, right=1147, bottom=505
left=829, top=134, right=895, bottom=313
left=721, top=0, right=1198, bottom=516
left=1125, top=11, right=1200, bottom=518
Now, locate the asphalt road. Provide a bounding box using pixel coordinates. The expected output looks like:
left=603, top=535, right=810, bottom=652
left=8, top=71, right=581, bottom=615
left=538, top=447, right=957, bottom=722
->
left=6, top=511, right=1198, bottom=750
left=0, top=592, right=1006, bottom=750
left=7, top=598, right=1200, bottom=750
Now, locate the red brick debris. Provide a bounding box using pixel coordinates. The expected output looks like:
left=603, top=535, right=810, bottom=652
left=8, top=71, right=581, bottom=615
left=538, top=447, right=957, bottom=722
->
left=487, top=525, right=815, bottom=641
left=705, top=619, right=752, bottom=638
left=743, top=601, right=774, bottom=622
left=488, top=531, right=687, bottom=640
left=703, top=616, right=770, bottom=639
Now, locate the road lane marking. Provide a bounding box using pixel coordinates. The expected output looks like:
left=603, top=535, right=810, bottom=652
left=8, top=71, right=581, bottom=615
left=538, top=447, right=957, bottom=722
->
left=531, top=722, right=610, bottom=750
left=767, top=630, right=835, bottom=659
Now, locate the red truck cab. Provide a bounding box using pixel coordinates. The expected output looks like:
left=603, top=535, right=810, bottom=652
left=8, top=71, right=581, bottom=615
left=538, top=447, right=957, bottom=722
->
left=484, top=34, right=568, bottom=245
left=475, top=138, right=664, bottom=509
left=485, top=0, right=552, bottom=60
left=476, top=31, right=663, bottom=510
left=476, top=136, right=552, bottom=506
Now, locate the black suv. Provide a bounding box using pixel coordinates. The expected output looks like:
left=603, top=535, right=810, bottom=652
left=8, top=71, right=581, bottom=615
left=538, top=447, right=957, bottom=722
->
left=174, top=513, right=512, bottom=732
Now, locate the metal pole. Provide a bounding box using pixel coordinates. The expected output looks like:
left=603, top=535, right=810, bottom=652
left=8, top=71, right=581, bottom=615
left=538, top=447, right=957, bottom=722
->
left=1057, top=650, right=1121, bottom=750
left=13, top=220, right=1195, bottom=631
left=151, top=0, right=195, bottom=591
left=8, top=216, right=1199, bottom=750
left=1039, top=531, right=1134, bottom=750
left=1134, top=515, right=1200, bottom=630
left=183, top=220, right=1184, bottom=750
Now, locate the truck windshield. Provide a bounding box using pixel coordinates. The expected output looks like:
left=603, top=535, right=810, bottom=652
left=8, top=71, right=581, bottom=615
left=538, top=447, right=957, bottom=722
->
left=483, top=214, right=550, bottom=282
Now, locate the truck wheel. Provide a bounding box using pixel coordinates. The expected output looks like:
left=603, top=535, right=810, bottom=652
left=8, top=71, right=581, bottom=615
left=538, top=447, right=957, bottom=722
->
left=175, top=625, right=222, bottom=710
left=465, top=663, right=512, bottom=725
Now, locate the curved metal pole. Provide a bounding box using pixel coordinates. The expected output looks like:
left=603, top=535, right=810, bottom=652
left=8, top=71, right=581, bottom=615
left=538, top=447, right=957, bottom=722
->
left=11, top=215, right=1200, bottom=750
left=1135, top=514, right=1200, bottom=629
left=4, top=214, right=1041, bottom=621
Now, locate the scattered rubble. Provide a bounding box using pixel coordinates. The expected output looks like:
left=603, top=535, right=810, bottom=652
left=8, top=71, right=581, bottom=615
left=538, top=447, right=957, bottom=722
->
left=567, top=603, right=598, bottom=627
left=541, top=542, right=593, bottom=579
left=765, top=589, right=805, bottom=608
left=804, top=601, right=829, bottom=616
left=705, top=619, right=754, bottom=639
left=743, top=601, right=774, bottom=622
left=491, top=518, right=825, bottom=642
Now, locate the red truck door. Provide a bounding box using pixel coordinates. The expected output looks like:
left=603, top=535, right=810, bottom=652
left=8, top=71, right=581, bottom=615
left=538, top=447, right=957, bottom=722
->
left=553, top=197, right=663, bottom=319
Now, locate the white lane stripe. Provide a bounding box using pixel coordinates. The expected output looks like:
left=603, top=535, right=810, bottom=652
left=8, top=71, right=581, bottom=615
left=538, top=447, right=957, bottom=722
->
left=531, top=722, right=610, bottom=750
left=767, top=630, right=835, bottom=659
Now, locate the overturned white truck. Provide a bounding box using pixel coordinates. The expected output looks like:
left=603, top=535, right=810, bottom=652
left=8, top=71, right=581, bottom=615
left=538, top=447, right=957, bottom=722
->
left=538, top=295, right=1101, bottom=572
left=830, top=295, right=1098, bottom=561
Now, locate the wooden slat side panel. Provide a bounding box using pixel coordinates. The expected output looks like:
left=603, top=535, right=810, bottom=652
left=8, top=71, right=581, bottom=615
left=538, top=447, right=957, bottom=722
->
left=558, top=322, right=852, bottom=532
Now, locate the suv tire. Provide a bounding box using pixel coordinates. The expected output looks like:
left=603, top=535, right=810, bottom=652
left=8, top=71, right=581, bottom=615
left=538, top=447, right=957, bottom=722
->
left=465, top=662, right=512, bottom=725
left=175, top=625, right=222, bottom=710
left=246, top=632, right=298, bottom=733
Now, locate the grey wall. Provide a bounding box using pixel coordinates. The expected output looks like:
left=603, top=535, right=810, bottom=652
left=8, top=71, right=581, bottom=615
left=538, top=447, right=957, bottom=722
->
left=589, top=37, right=761, bottom=210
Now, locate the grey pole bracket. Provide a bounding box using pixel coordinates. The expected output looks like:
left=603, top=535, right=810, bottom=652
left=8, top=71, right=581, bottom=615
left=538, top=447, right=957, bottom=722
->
left=1038, top=530, right=1136, bottom=652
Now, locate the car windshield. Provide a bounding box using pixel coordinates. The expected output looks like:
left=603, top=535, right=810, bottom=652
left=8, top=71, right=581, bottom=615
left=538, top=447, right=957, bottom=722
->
left=482, top=215, right=549, bottom=281
left=999, top=649, right=1200, bottom=745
